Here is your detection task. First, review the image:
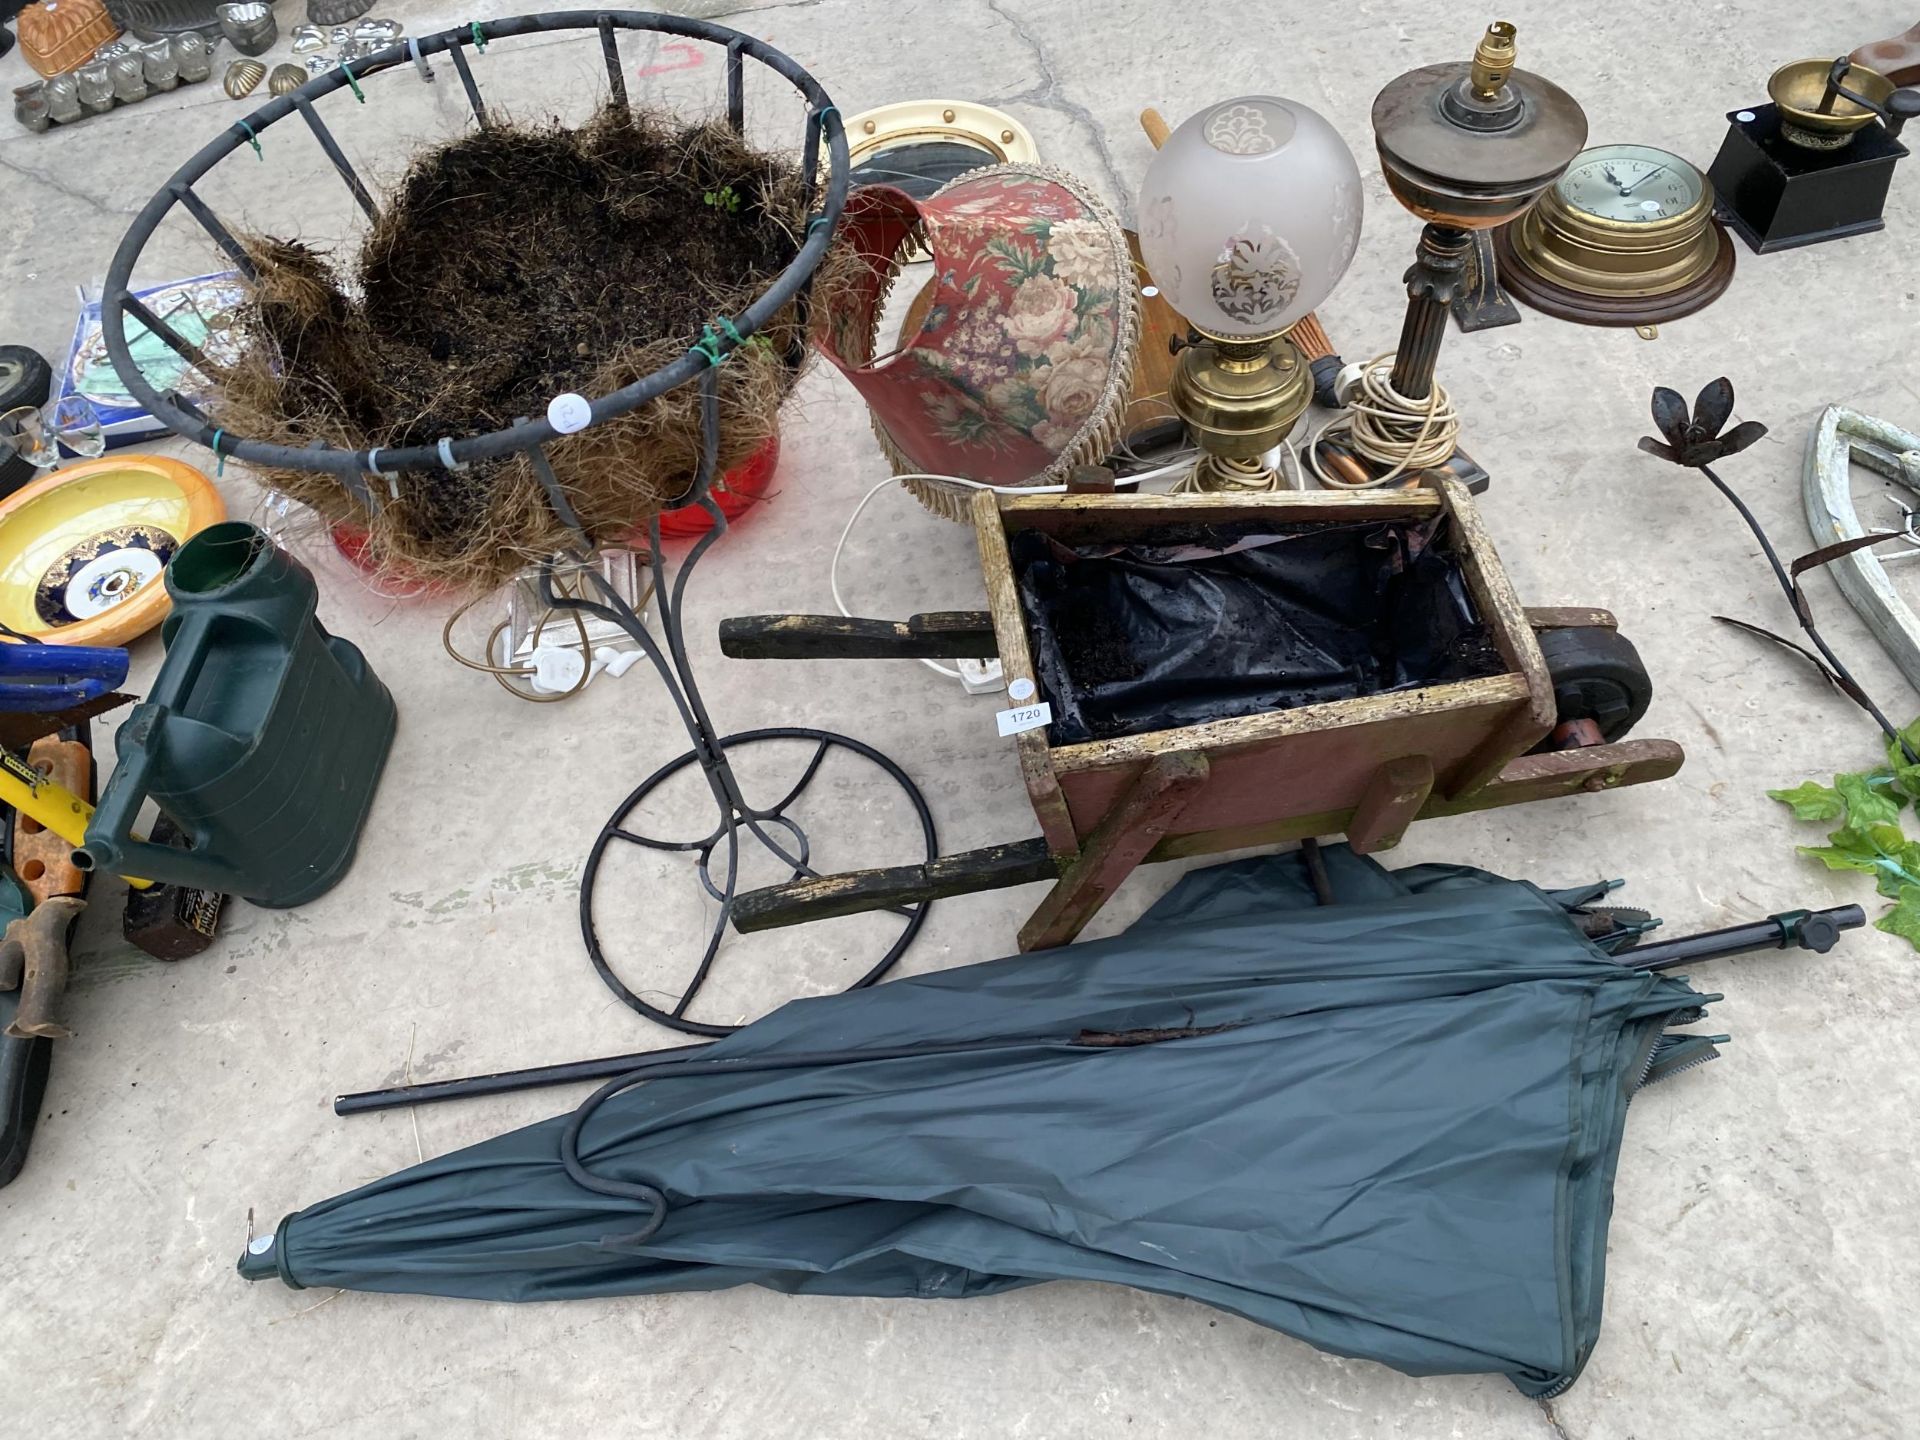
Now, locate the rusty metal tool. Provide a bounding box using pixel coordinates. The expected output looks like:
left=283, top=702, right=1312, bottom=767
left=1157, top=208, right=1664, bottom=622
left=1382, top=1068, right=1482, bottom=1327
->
left=2, top=744, right=222, bottom=959
left=0, top=744, right=151, bottom=889
left=0, top=897, right=85, bottom=1040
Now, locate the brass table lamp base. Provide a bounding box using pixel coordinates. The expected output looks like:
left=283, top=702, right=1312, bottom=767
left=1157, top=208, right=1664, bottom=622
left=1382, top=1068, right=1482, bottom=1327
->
left=1170, top=331, right=1312, bottom=492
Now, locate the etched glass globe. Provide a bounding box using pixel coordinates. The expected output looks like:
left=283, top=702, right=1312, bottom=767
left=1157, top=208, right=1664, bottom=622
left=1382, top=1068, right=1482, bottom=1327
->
left=1137, top=97, right=1364, bottom=339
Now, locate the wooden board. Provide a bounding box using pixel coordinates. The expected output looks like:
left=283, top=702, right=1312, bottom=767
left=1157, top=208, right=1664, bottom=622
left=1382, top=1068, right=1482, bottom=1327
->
left=1419, top=738, right=1686, bottom=817
left=719, top=612, right=999, bottom=661
left=732, top=839, right=1060, bottom=933
left=1525, top=606, right=1617, bottom=632
left=1016, top=752, right=1207, bottom=951
left=1147, top=738, right=1686, bottom=861
left=1051, top=675, right=1532, bottom=841
left=996, top=489, right=1443, bottom=547
left=974, top=489, right=1077, bottom=855
left=1426, top=475, right=1555, bottom=794
left=1346, top=756, right=1436, bottom=854
left=726, top=740, right=1686, bottom=933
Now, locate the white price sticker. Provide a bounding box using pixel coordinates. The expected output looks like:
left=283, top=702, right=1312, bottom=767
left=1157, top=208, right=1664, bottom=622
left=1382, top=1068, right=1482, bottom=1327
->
left=996, top=701, right=1053, bottom=737
left=547, top=392, right=594, bottom=434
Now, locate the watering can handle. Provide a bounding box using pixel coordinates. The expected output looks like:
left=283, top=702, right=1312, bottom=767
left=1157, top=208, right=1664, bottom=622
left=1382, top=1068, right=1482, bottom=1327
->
left=145, top=610, right=224, bottom=714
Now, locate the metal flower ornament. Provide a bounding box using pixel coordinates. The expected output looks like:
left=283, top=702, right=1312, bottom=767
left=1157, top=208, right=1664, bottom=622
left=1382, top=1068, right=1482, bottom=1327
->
left=1636, top=375, right=1905, bottom=743
left=1640, top=378, right=1920, bottom=944
left=1637, top=376, right=1767, bottom=468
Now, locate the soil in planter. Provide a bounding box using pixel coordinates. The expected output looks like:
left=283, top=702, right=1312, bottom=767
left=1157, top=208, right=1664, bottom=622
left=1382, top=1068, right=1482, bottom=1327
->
left=1013, top=517, right=1505, bottom=745
left=219, top=106, right=815, bottom=589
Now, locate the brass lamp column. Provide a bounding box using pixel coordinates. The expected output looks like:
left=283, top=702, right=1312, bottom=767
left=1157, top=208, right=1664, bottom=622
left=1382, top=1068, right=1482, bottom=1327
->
left=1335, top=22, right=1587, bottom=483
left=1170, top=329, right=1313, bottom=489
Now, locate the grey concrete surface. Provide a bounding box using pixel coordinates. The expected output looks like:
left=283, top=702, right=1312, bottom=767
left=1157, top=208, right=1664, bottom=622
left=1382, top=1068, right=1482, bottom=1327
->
left=3, top=1, right=1919, bottom=1435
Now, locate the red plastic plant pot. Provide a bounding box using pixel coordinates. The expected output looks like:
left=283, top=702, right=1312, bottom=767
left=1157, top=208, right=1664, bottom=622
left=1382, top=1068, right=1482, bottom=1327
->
left=334, top=435, right=782, bottom=587
left=654, top=435, right=780, bottom=540
left=329, top=523, right=447, bottom=599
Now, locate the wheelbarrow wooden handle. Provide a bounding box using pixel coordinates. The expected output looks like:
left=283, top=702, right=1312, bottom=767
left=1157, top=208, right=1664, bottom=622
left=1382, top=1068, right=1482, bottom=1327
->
left=719, top=611, right=999, bottom=661
left=732, top=838, right=1061, bottom=932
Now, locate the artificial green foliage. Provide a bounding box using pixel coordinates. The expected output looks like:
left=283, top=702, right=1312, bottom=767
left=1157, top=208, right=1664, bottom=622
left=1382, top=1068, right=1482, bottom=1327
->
left=1884, top=720, right=1920, bottom=801
left=1767, top=780, right=1845, bottom=823
left=1836, top=771, right=1903, bottom=828
left=1797, top=822, right=1920, bottom=898
left=1879, top=887, right=1920, bottom=948
left=1771, top=738, right=1920, bottom=946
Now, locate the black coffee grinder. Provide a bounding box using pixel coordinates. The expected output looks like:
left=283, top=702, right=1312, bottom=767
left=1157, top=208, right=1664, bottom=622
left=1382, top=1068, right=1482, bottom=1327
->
left=1709, top=56, right=1920, bottom=252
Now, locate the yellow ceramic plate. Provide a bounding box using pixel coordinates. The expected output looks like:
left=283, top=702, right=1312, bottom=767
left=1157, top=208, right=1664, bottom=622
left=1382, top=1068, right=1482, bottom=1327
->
left=0, top=455, right=226, bottom=646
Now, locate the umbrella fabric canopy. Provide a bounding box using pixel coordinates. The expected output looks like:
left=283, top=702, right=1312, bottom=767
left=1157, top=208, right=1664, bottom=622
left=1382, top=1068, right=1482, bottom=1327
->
left=240, top=846, right=1715, bottom=1396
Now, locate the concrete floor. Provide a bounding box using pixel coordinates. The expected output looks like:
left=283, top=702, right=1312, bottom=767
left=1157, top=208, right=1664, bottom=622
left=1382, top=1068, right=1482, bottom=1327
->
left=4, top=0, right=1920, bottom=1434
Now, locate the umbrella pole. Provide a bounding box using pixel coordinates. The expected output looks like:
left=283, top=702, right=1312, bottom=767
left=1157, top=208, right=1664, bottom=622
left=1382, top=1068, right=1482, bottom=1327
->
left=333, top=1043, right=713, bottom=1116
left=334, top=904, right=1868, bottom=1117
left=346, top=805, right=1843, bottom=1107
left=1622, top=904, right=1864, bottom=971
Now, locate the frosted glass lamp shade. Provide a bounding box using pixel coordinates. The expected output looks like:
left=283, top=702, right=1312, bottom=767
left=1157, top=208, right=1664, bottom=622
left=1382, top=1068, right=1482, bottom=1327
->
left=1137, top=97, right=1364, bottom=338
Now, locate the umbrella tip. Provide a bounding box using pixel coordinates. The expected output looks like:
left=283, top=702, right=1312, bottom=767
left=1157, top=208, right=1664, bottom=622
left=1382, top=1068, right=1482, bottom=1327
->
left=237, top=1230, right=279, bottom=1282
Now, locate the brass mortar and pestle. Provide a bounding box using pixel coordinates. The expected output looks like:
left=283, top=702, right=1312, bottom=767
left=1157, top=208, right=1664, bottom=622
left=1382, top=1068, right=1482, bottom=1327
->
left=1768, top=57, right=1919, bottom=151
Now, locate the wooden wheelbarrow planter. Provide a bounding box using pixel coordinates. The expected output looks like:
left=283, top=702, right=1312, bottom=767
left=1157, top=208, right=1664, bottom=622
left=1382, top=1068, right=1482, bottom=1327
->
left=721, top=479, right=1683, bottom=951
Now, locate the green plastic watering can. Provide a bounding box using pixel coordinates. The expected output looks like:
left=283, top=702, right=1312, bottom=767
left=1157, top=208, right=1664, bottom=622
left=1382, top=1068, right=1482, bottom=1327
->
left=80, top=523, right=396, bottom=908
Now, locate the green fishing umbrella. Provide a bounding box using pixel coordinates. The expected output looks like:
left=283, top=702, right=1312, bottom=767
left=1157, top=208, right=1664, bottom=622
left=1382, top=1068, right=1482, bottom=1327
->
left=241, top=845, right=1720, bottom=1396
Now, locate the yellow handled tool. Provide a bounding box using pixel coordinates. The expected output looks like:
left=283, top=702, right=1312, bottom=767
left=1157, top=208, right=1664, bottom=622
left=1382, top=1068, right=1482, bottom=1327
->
left=0, top=747, right=152, bottom=890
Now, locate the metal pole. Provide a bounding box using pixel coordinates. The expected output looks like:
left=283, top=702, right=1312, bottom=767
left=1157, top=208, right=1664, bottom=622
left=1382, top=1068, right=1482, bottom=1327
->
left=1623, top=904, right=1864, bottom=972
left=335, top=1043, right=710, bottom=1114
left=1388, top=223, right=1473, bottom=401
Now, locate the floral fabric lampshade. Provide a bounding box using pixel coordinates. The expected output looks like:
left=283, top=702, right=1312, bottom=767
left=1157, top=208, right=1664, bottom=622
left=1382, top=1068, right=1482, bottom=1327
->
left=814, top=164, right=1140, bottom=520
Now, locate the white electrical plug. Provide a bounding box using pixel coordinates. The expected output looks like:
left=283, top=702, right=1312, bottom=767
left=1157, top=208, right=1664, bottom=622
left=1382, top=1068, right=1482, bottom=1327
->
left=1332, top=360, right=1368, bottom=407
left=957, top=657, right=1005, bottom=695
left=529, top=644, right=588, bottom=694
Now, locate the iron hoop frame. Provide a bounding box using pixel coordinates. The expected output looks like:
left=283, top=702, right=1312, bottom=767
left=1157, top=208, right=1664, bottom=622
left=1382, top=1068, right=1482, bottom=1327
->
left=101, top=10, right=937, bottom=1042
left=100, top=9, right=850, bottom=479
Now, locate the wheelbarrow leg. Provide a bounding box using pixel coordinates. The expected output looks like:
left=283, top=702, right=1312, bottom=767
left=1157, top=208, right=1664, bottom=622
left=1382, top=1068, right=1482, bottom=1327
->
left=1017, top=752, right=1209, bottom=952
left=1346, top=755, right=1435, bottom=855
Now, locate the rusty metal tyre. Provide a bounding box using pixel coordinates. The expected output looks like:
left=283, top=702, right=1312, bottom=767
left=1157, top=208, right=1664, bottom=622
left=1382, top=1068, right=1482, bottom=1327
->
left=0, top=345, right=53, bottom=500
left=0, top=344, right=51, bottom=413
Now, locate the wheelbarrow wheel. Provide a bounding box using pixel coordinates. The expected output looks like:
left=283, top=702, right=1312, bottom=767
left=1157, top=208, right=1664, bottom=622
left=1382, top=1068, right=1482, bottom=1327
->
left=1531, top=626, right=1653, bottom=750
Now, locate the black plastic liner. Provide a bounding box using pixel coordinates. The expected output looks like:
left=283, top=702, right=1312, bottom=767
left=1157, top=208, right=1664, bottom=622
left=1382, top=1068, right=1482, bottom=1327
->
left=1013, top=517, right=1504, bottom=745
